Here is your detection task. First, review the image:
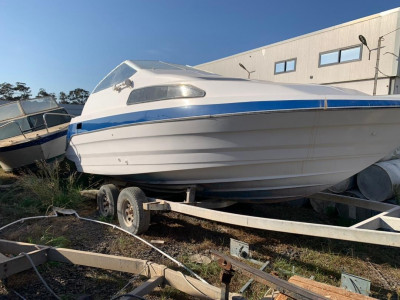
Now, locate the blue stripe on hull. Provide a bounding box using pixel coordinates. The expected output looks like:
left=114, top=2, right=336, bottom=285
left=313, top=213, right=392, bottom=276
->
left=67, top=99, right=400, bottom=141
left=0, top=130, right=67, bottom=153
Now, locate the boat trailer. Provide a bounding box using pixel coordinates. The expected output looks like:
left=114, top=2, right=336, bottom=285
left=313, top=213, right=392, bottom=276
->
left=99, top=183, right=400, bottom=248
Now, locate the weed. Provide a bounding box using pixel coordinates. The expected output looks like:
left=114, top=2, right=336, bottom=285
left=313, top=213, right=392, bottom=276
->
left=17, top=160, right=82, bottom=212
left=98, top=215, right=114, bottom=223
left=27, top=225, right=71, bottom=248
left=179, top=255, right=221, bottom=282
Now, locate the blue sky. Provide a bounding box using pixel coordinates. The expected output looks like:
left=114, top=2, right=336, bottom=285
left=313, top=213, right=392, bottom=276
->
left=0, top=0, right=399, bottom=97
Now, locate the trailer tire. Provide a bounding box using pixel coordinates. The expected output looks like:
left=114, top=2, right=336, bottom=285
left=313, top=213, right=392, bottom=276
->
left=117, top=187, right=150, bottom=234
left=97, top=184, right=119, bottom=218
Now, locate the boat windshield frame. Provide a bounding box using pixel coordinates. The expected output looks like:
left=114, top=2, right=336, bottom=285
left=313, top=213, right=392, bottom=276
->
left=129, top=60, right=215, bottom=75
left=0, top=96, right=60, bottom=123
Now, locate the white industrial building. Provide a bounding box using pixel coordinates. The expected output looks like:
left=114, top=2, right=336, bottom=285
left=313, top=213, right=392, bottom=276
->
left=196, top=7, right=400, bottom=95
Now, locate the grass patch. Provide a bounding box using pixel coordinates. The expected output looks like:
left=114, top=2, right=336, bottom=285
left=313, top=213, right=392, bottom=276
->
left=0, top=159, right=85, bottom=227
left=18, top=160, right=82, bottom=211
left=27, top=225, right=71, bottom=248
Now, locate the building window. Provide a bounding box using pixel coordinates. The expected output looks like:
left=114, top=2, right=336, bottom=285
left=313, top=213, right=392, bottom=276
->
left=319, top=45, right=362, bottom=67
left=274, top=58, right=296, bottom=74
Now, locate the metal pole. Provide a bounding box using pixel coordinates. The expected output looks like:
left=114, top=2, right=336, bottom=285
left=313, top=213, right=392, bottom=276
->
left=373, top=36, right=383, bottom=95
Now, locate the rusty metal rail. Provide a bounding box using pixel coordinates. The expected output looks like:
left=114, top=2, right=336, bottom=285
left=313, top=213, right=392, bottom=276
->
left=211, top=250, right=325, bottom=300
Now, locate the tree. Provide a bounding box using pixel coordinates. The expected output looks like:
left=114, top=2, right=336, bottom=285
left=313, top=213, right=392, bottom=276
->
left=59, top=91, right=68, bottom=104
left=66, top=88, right=89, bottom=104
left=37, top=88, right=56, bottom=101
left=0, top=82, right=14, bottom=101
left=13, top=82, right=31, bottom=100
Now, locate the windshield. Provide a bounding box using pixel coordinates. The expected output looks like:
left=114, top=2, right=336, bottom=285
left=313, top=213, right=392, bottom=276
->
left=131, top=60, right=215, bottom=75
left=93, top=63, right=137, bottom=94
left=0, top=102, right=24, bottom=122
left=20, top=97, right=59, bottom=114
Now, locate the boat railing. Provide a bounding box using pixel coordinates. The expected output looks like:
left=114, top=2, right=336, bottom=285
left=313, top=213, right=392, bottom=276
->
left=42, top=113, right=75, bottom=133
left=0, top=121, right=27, bottom=139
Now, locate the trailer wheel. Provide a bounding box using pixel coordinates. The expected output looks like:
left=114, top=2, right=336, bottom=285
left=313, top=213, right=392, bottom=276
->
left=117, top=187, right=150, bottom=234
left=97, top=184, right=119, bottom=218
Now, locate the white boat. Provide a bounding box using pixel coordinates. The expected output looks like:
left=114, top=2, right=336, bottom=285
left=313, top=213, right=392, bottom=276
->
left=0, top=97, right=71, bottom=172
left=66, top=60, right=400, bottom=202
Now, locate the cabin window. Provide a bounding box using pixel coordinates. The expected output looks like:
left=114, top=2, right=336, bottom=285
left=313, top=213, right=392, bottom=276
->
left=274, top=58, right=296, bottom=74
left=319, top=45, right=362, bottom=67
left=127, top=84, right=205, bottom=105
left=93, top=63, right=137, bottom=93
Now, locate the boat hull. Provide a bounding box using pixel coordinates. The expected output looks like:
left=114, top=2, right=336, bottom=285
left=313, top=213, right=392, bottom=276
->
left=66, top=108, right=400, bottom=202
left=0, top=130, right=68, bottom=172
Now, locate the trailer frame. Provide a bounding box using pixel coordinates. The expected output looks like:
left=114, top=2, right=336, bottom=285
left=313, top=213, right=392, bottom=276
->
left=140, top=191, right=400, bottom=248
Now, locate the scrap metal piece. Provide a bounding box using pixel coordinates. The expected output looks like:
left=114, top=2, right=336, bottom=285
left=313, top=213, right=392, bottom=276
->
left=217, top=258, right=235, bottom=300
left=239, top=261, right=270, bottom=293
left=230, top=238, right=249, bottom=259
left=212, top=250, right=324, bottom=300
left=341, top=272, right=371, bottom=296
left=52, top=207, right=77, bottom=216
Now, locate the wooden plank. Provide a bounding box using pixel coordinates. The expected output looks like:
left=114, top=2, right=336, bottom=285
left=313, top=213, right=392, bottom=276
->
left=165, top=201, right=400, bottom=247
left=275, top=275, right=377, bottom=300
left=122, top=276, right=164, bottom=298
left=310, top=193, right=396, bottom=212
left=0, top=239, right=46, bottom=255
left=48, top=247, right=157, bottom=277
left=211, top=250, right=324, bottom=300
left=0, top=248, right=49, bottom=279
left=143, top=200, right=170, bottom=211
left=0, top=239, right=242, bottom=299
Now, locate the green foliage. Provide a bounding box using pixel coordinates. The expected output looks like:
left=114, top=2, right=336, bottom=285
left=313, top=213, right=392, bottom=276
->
left=27, top=226, right=71, bottom=248
left=59, top=91, right=68, bottom=103
left=17, top=160, right=82, bottom=212
left=0, top=81, right=31, bottom=101
left=180, top=256, right=221, bottom=280
left=37, top=88, right=56, bottom=100
left=98, top=215, right=114, bottom=223
left=0, top=81, right=89, bottom=104
left=65, top=88, right=89, bottom=104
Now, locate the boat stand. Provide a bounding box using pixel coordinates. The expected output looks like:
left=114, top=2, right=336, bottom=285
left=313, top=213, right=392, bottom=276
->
left=142, top=191, right=400, bottom=248
left=0, top=239, right=241, bottom=299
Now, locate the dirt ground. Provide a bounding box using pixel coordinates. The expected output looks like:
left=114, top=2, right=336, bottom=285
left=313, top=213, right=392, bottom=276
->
left=0, top=186, right=400, bottom=299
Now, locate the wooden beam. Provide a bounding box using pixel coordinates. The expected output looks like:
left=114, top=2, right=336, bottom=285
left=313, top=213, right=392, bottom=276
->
left=164, top=200, right=400, bottom=247
left=143, top=200, right=170, bottom=211
left=48, top=247, right=157, bottom=277
left=0, top=239, right=45, bottom=255
left=0, top=248, right=49, bottom=279
left=275, top=275, right=376, bottom=300
left=0, top=239, right=241, bottom=299
left=122, top=276, right=164, bottom=298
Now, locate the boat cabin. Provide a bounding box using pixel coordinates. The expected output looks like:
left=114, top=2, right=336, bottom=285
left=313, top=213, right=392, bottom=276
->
left=0, top=97, right=71, bottom=141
